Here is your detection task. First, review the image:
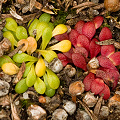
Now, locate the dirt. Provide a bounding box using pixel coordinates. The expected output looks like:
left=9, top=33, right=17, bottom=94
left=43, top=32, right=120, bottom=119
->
left=0, top=0, right=120, bottom=120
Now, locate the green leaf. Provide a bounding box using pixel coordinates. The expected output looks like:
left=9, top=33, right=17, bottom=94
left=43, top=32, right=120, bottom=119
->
left=41, top=27, right=52, bottom=50
left=28, top=18, right=40, bottom=37
left=36, top=50, right=58, bottom=63
left=23, top=62, right=34, bottom=78
left=16, top=26, right=28, bottom=40
left=3, top=31, right=18, bottom=50
left=13, top=53, right=38, bottom=63
left=26, top=64, right=36, bottom=87
left=0, top=55, right=15, bottom=67
left=46, top=68, right=60, bottom=89
left=5, top=18, right=18, bottom=32
left=36, top=22, right=48, bottom=41
left=39, top=13, right=51, bottom=23
left=34, top=77, right=46, bottom=94
left=15, top=78, right=28, bottom=94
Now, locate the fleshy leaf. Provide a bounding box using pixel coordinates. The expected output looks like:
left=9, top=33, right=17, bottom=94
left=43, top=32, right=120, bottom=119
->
left=41, top=27, right=52, bottom=50
left=36, top=50, right=58, bottom=63
left=13, top=53, right=38, bottom=63
left=34, top=77, right=46, bottom=94
left=35, top=57, right=46, bottom=77
left=52, top=24, right=67, bottom=37
left=46, top=68, right=60, bottom=89
left=26, top=64, right=36, bottom=87
left=47, top=40, right=71, bottom=52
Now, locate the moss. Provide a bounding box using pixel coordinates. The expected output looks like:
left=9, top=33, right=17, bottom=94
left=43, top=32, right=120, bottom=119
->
left=53, top=9, right=76, bottom=26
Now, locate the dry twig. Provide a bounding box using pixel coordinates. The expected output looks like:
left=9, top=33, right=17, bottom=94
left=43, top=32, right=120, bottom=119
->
left=72, top=2, right=96, bottom=9
left=8, top=43, right=25, bottom=57
left=13, top=62, right=26, bottom=84
left=77, top=98, right=98, bottom=120
left=94, top=94, right=104, bottom=116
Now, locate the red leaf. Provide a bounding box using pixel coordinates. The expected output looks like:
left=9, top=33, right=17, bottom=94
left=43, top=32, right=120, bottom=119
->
left=72, top=53, right=87, bottom=71
left=101, top=45, right=115, bottom=58
left=109, top=52, right=120, bottom=66
left=91, top=78, right=105, bottom=95
left=75, top=20, right=85, bottom=34
left=54, top=32, right=69, bottom=41
left=77, top=34, right=90, bottom=51
left=73, top=46, right=88, bottom=58
left=69, top=29, right=79, bottom=47
left=83, top=72, right=95, bottom=91
left=93, top=16, right=104, bottom=29
left=82, top=21, right=96, bottom=40
left=97, top=55, right=117, bottom=70
left=99, top=27, right=112, bottom=41
left=99, top=84, right=110, bottom=100
left=89, top=38, right=101, bottom=58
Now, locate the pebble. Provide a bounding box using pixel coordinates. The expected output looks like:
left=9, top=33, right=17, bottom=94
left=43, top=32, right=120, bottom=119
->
left=63, top=100, right=76, bottom=115
left=52, top=108, right=68, bottom=120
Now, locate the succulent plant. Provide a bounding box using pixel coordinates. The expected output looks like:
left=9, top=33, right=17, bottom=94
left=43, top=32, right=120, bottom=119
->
left=56, top=16, right=120, bottom=100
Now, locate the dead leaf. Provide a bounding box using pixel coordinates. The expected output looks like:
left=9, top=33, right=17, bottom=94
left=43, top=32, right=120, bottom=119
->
left=10, top=99, right=20, bottom=120
left=1, top=13, right=40, bottom=23
left=30, top=0, right=36, bottom=11
left=77, top=98, right=98, bottom=120
left=34, top=1, right=43, bottom=10
left=8, top=43, right=25, bottom=57
left=34, top=1, right=54, bottom=14
left=95, top=39, right=115, bottom=45
left=94, top=94, right=104, bottom=116
left=0, top=95, right=10, bottom=107
left=13, top=62, right=26, bottom=84
left=114, top=42, right=120, bottom=49
left=10, top=6, right=23, bottom=21
left=17, top=0, right=26, bottom=4
left=72, top=2, right=96, bottom=9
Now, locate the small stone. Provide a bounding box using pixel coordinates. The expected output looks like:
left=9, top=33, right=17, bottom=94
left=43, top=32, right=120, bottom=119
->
left=49, top=58, right=63, bottom=73
left=87, top=57, right=99, bottom=70
left=15, top=100, right=20, bottom=106
left=52, top=108, right=68, bottom=120
left=99, top=106, right=109, bottom=118
left=76, top=109, right=91, bottom=120
left=64, top=65, right=76, bottom=77
left=63, top=100, right=76, bottom=115
left=0, top=80, right=10, bottom=97
left=23, top=92, right=29, bottom=99
left=83, top=92, right=98, bottom=107
left=27, top=105, right=47, bottom=120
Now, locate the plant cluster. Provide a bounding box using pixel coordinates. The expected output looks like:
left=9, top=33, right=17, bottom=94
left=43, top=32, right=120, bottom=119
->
left=55, top=16, right=120, bottom=100
left=1, top=13, right=71, bottom=97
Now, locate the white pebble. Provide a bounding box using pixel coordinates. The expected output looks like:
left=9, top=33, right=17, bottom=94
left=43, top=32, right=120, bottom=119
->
left=52, top=108, right=68, bottom=120
left=63, top=101, right=76, bottom=115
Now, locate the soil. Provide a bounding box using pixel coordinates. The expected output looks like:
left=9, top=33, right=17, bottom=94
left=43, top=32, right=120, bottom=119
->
left=0, top=0, right=120, bottom=120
